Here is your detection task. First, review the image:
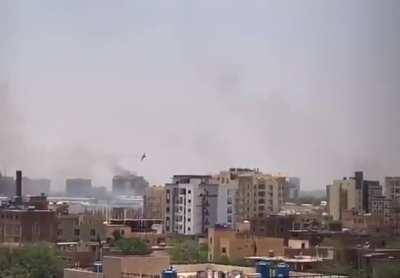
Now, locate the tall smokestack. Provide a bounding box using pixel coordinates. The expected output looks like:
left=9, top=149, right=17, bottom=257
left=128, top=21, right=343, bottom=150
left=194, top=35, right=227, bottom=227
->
left=16, top=170, right=22, bottom=197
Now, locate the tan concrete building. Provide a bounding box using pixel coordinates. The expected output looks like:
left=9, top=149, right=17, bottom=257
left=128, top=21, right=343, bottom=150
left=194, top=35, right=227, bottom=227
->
left=236, top=171, right=285, bottom=221
left=144, top=186, right=166, bottom=220
left=208, top=227, right=285, bottom=262
left=327, top=178, right=359, bottom=221
left=103, top=253, right=170, bottom=278
left=0, top=209, right=58, bottom=243
left=57, top=214, right=105, bottom=242
left=64, top=268, right=102, bottom=278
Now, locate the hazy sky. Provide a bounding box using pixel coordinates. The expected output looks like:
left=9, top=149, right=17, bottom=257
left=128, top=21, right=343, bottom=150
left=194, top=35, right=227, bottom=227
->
left=1, top=1, right=400, bottom=190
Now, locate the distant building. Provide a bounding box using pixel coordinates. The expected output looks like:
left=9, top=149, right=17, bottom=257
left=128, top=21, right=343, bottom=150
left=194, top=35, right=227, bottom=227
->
left=112, top=174, right=149, bottom=196
left=66, top=178, right=92, bottom=197
left=0, top=171, right=58, bottom=243
left=0, top=173, right=15, bottom=198
left=327, top=171, right=382, bottom=221
left=363, top=180, right=382, bottom=214
left=22, top=177, right=51, bottom=196
left=144, top=185, right=165, bottom=220
left=91, top=186, right=108, bottom=199
left=236, top=170, right=285, bottom=221
left=385, top=177, right=400, bottom=200
left=165, top=175, right=218, bottom=235
left=212, top=169, right=239, bottom=228
left=327, top=178, right=358, bottom=221
left=285, top=177, right=300, bottom=201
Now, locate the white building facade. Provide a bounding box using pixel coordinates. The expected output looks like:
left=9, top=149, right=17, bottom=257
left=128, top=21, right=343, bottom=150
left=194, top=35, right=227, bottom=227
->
left=165, top=175, right=218, bottom=235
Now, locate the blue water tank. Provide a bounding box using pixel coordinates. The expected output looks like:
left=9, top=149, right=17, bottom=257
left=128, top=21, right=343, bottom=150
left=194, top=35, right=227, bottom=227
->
left=276, top=263, right=289, bottom=278
left=162, top=267, right=178, bottom=278
left=256, top=261, right=271, bottom=278
left=93, top=261, right=103, bottom=273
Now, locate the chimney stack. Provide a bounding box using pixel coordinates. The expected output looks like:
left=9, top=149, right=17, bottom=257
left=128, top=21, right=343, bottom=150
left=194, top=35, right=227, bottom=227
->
left=16, top=170, right=22, bottom=197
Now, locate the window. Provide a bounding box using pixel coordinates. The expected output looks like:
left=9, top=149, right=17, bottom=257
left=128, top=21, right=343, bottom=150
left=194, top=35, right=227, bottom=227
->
left=90, top=229, right=96, bottom=236
left=259, top=184, right=265, bottom=190
left=258, top=192, right=265, bottom=197
left=188, top=190, right=191, bottom=194
left=222, top=247, right=227, bottom=254
left=187, top=218, right=191, bottom=222
left=74, top=229, right=80, bottom=236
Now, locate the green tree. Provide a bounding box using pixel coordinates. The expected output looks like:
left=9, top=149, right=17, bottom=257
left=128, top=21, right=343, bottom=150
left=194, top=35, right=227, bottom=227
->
left=0, top=243, right=63, bottom=278
left=168, top=239, right=208, bottom=264
left=115, top=238, right=151, bottom=255
left=373, top=262, right=400, bottom=278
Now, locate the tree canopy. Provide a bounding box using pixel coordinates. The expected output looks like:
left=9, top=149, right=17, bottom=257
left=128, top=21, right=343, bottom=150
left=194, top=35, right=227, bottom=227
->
left=115, top=238, right=151, bottom=255
left=168, top=238, right=208, bottom=264
left=0, top=243, right=63, bottom=278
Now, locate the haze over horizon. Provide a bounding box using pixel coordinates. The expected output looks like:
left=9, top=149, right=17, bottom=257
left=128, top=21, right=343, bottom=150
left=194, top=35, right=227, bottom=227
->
left=1, top=1, right=399, bottom=190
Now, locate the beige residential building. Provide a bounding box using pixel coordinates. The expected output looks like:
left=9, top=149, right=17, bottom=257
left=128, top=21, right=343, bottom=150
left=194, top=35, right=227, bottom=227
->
left=211, top=170, right=239, bottom=228
left=64, top=253, right=169, bottom=278
left=103, top=253, right=170, bottom=278
left=57, top=214, right=106, bottom=242
left=144, top=186, right=166, bottom=220
left=208, top=227, right=285, bottom=262
left=236, top=170, right=285, bottom=221
left=327, top=178, right=359, bottom=221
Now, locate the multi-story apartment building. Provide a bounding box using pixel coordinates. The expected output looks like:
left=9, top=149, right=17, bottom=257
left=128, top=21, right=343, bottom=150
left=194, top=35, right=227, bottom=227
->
left=212, top=170, right=239, bottom=228
left=144, top=185, right=165, bottom=220
left=285, top=177, right=301, bottom=201
left=165, top=175, right=218, bottom=235
left=385, top=177, right=400, bottom=200
left=383, top=177, right=400, bottom=234
left=327, top=178, right=358, bottom=221
left=236, top=170, right=285, bottom=221
left=328, top=171, right=382, bottom=221
left=363, top=180, right=382, bottom=213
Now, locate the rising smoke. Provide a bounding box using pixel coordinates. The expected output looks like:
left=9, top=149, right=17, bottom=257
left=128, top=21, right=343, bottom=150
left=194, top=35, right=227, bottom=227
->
left=1, top=1, right=400, bottom=190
